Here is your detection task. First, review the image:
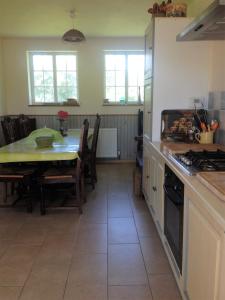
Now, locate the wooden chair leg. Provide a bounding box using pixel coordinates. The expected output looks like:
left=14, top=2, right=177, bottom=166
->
left=93, top=158, right=97, bottom=182
left=76, top=181, right=82, bottom=214
left=40, top=185, right=46, bottom=215
left=90, top=162, right=95, bottom=190
left=81, top=173, right=86, bottom=203
left=25, top=185, right=32, bottom=213
left=11, top=182, right=15, bottom=195
left=3, top=182, right=7, bottom=203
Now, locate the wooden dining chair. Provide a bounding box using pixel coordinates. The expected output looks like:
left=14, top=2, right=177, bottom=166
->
left=85, top=114, right=101, bottom=189
left=0, top=165, right=37, bottom=212
left=17, top=114, right=34, bottom=138
left=1, top=117, right=21, bottom=203
left=39, top=119, right=89, bottom=215
left=1, top=117, right=20, bottom=144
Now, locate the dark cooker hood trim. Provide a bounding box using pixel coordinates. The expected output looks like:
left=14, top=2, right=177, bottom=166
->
left=177, top=0, right=225, bottom=41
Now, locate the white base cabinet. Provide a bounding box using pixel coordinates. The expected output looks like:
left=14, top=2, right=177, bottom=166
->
left=185, top=189, right=225, bottom=300
left=143, top=138, right=164, bottom=234
left=142, top=142, right=225, bottom=300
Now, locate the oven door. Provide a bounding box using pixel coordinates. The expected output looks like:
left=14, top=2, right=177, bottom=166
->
left=164, top=185, right=183, bottom=274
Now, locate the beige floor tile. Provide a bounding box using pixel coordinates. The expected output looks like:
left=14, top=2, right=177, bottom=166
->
left=108, top=244, right=148, bottom=285
left=140, top=236, right=172, bottom=275
left=20, top=260, right=70, bottom=299
left=108, top=218, right=139, bottom=244
left=0, top=223, right=24, bottom=241
left=0, top=240, right=12, bottom=258
left=131, top=197, right=149, bottom=215
left=68, top=253, right=107, bottom=285
left=134, top=212, right=158, bottom=238
left=0, top=286, right=21, bottom=300
left=108, top=192, right=130, bottom=202
left=35, top=239, right=74, bottom=265
left=64, top=284, right=107, bottom=300
left=108, top=198, right=132, bottom=218
left=19, top=282, right=64, bottom=300
left=75, top=223, right=107, bottom=253
left=0, top=245, right=40, bottom=286
left=81, top=205, right=107, bottom=223
left=26, top=261, right=70, bottom=286
left=149, top=274, right=182, bottom=300
left=12, top=225, right=47, bottom=246
left=108, top=285, right=153, bottom=300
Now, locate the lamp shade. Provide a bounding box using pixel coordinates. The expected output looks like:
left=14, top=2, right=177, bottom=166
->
left=62, top=28, right=85, bottom=42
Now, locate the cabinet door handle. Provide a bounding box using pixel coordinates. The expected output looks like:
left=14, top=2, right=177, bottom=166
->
left=147, top=175, right=150, bottom=178
left=148, top=111, right=151, bottom=114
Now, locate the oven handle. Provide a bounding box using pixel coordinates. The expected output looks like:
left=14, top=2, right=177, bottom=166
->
left=163, top=185, right=183, bottom=206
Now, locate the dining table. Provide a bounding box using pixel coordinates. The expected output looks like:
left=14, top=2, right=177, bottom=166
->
left=0, top=129, right=93, bottom=164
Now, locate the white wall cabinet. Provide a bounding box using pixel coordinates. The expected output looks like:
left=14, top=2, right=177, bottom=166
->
left=144, top=18, right=210, bottom=141
left=185, top=191, right=225, bottom=300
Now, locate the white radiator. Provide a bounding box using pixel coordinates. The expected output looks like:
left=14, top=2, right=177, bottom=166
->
left=96, top=128, right=118, bottom=158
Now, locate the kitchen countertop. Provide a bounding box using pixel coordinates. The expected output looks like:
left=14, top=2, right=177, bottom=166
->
left=150, top=141, right=225, bottom=226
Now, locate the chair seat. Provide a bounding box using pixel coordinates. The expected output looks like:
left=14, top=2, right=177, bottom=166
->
left=0, top=167, right=36, bottom=179
left=42, top=167, right=76, bottom=181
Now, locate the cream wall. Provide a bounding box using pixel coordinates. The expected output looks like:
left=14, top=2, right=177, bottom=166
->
left=187, top=0, right=213, bottom=17
left=0, top=38, right=5, bottom=116
left=2, top=37, right=144, bottom=115
left=209, top=41, right=225, bottom=91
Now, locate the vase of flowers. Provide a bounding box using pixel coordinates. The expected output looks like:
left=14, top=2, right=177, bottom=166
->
left=57, top=110, right=69, bottom=136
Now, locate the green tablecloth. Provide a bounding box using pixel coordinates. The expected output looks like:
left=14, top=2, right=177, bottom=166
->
left=0, top=129, right=91, bottom=163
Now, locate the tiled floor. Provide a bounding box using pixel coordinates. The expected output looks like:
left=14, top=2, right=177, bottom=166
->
left=0, top=164, right=182, bottom=300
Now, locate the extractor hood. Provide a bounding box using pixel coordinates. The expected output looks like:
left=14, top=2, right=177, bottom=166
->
left=177, top=0, right=225, bottom=41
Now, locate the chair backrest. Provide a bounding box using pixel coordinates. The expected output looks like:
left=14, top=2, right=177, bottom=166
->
left=1, top=117, right=20, bottom=144
left=91, top=114, right=101, bottom=154
left=17, top=114, right=33, bottom=138
left=78, top=119, right=89, bottom=159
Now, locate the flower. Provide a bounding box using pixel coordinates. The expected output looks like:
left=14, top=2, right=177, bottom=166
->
left=57, top=110, right=69, bottom=120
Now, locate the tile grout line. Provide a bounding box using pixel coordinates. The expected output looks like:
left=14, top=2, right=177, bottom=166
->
left=62, top=213, right=82, bottom=300
left=128, top=189, right=155, bottom=300
left=106, top=175, right=109, bottom=300
left=17, top=223, right=51, bottom=299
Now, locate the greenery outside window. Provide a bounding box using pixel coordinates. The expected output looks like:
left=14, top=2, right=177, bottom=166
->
left=104, top=51, right=144, bottom=105
left=27, top=52, right=78, bottom=105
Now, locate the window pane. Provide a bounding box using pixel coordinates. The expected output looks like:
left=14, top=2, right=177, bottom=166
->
left=43, top=72, right=54, bottom=86
left=106, top=71, right=115, bottom=86
left=34, top=71, right=44, bottom=86
left=44, top=87, right=54, bottom=102
left=140, top=87, right=144, bottom=102
left=33, top=55, right=53, bottom=71
left=116, top=71, right=125, bottom=86
left=57, top=86, right=76, bottom=102
left=128, top=55, right=144, bottom=86
left=116, top=87, right=125, bottom=103
left=57, top=72, right=67, bottom=86
left=34, top=87, right=45, bottom=102
left=128, top=87, right=138, bottom=102
left=128, top=72, right=138, bottom=86
left=56, top=55, right=76, bottom=71
left=106, top=87, right=115, bottom=102
left=105, top=55, right=125, bottom=70
left=67, top=72, right=76, bottom=86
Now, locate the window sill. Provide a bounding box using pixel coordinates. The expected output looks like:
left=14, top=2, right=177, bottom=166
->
left=28, top=103, right=80, bottom=107
left=103, top=103, right=143, bottom=107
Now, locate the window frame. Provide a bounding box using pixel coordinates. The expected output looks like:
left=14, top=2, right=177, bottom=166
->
left=27, top=51, right=78, bottom=106
left=104, top=50, right=144, bottom=106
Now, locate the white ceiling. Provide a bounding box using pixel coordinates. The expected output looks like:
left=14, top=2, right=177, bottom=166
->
left=0, top=0, right=156, bottom=38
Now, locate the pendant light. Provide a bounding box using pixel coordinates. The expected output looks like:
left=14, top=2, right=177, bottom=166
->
left=62, top=9, right=85, bottom=43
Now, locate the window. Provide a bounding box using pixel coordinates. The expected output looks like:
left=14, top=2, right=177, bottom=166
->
left=104, top=52, right=144, bottom=104
left=28, top=52, right=78, bottom=105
